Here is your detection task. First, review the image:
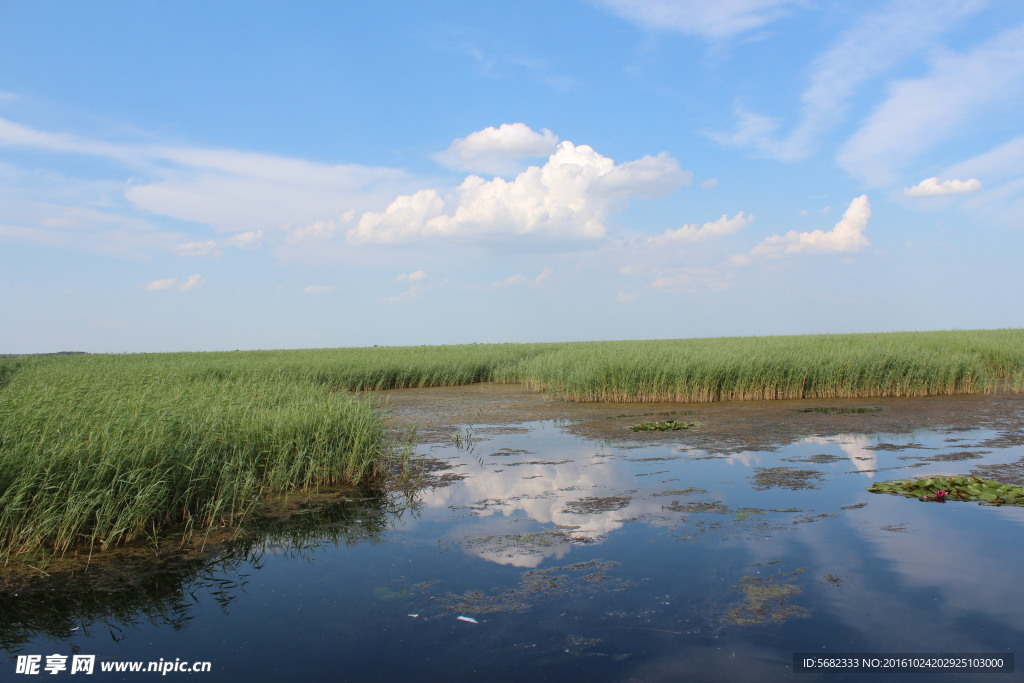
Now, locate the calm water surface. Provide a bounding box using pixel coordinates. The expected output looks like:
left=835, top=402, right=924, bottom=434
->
left=4, top=397, right=1024, bottom=682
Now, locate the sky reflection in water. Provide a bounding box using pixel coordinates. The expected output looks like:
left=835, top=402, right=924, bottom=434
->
left=4, top=415, right=1023, bottom=681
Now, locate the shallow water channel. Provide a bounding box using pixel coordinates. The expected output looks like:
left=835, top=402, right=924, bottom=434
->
left=4, top=387, right=1024, bottom=681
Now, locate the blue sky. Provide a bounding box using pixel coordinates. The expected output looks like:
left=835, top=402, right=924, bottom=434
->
left=1, top=0, right=1022, bottom=353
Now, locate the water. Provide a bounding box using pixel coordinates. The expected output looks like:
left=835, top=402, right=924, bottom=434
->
left=4, top=395, right=1024, bottom=681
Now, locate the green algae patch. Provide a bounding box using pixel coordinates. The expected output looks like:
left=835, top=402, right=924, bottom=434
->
left=722, top=568, right=808, bottom=626
left=869, top=475, right=1024, bottom=505
left=629, top=420, right=697, bottom=432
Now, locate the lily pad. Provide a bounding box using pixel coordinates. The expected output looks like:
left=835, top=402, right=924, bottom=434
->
left=868, top=475, right=1024, bottom=506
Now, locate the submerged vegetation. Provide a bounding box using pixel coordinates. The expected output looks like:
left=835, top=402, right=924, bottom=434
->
left=2, top=328, right=1022, bottom=560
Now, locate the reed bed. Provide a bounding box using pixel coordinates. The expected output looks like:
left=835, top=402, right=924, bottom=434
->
left=513, top=332, right=1019, bottom=402
left=2, top=328, right=1021, bottom=559
left=0, top=358, right=384, bottom=560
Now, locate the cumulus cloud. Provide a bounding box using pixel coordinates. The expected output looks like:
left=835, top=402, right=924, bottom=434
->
left=653, top=212, right=752, bottom=243
left=145, top=274, right=205, bottom=292
left=749, top=194, right=870, bottom=257
left=838, top=24, right=1024, bottom=186
left=349, top=141, right=689, bottom=245
left=435, top=123, right=559, bottom=176
left=904, top=177, right=982, bottom=197
left=593, top=0, right=804, bottom=39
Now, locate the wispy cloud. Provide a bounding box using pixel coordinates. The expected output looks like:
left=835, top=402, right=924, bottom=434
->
left=713, top=0, right=988, bottom=161
left=173, top=229, right=264, bottom=257
left=837, top=23, right=1024, bottom=186
left=397, top=270, right=428, bottom=282
left=495, top=268, right=554, bottom=287
left=0, top=116, right=413, bottom=239
left=303, top=284, right=333, bottom=294
left=382, top=283, right=426, bottom=303
left=145, top=273, right=206, bottom=292
left=904, top=177, right=982, bottom=197
left=593, top=0, right=805, bottom=39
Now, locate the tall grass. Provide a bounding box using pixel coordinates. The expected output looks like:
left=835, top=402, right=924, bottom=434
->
left=0, top=358, right=384, bottom=560
left=2, top=329, right=1021, bottom=559
left=513, top=332, right=1017, bottom=402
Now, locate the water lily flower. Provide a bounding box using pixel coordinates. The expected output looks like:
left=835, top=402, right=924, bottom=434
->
left=934, top=490, right=948, bottom=502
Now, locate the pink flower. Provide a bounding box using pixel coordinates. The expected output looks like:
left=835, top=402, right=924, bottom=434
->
left=934, top=490, right=948, bottom=502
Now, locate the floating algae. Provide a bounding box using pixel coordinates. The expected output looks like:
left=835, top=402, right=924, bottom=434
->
left=629, top=420, right=697, bottom=432
left=869, top=475, right=1024, bottom=505
left=721, top=568, right=808, bottom=626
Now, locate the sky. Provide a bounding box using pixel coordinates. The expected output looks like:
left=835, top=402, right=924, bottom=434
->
left=1, top=0, right=1022, bottom=353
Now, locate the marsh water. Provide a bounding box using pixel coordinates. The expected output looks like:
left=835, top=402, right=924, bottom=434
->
left=4, top=386, right=1024, bottom=681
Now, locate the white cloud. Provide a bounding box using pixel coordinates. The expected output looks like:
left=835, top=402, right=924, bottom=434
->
left=615, top=292, right=638, bottom=303
left=382, top=283, right=425, bottom=303
left=225, top=229, right=264, bottom=248
left=145, top=278, right=179, bottom=292
left=904, top=177, right=982, bottom=197
left=944, top=137, right=1024, bottom=184
left=173, top=230, right=264, bottom=257
left=749, top=194, right=870, bottom=257
left=0, top=116, right=413, bottom=235
left=654, top=211, right=752, bottom=243
left=713, top=0, right=987, bottom=161
left=435, top=123, right=559, bottom=176
left=495, top=268, right=553, bottom=287
left=178, top=273, right=206, bottom=291
left=837, top=24, right=1024, bottom=186
left=349, top=140, right=689, bottom=245
left=145, top=274, right=205, bottom=292
left=285, top=215, right=352, bottom=245
left=174, top=240, right=220, bottom=257
left=397, top=270, right=427, bottom=282
left=496, top=273, right=529, bottom=287
left=303, top=284, right=333, bottom=294
left=700, top=178, right=718, bottom=189
left=648, top=267, right=720, bottom=292
left=593, top=0, right=805, bottom=39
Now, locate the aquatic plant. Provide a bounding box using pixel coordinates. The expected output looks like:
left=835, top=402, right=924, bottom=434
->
left=629, top=420, right=696, bottom=431
left=3, top=328, right=1022, bottom=559
left=0, top=359, right=387, bottom=560
left=868, top=475, right=1024, bottom=505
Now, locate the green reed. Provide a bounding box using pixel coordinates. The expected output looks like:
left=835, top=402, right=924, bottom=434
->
left=2, top=329, right=1021, bottom=559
